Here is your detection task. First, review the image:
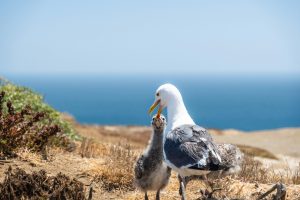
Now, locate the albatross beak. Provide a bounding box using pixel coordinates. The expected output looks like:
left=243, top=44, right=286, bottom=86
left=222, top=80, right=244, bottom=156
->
left=148, top=100, right=162, bottom=118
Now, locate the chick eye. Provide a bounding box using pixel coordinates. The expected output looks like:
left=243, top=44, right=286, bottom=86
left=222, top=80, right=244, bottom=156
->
left=156, top=92, right=159, bottom=97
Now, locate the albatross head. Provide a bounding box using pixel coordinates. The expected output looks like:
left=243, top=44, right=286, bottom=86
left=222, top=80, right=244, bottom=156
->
left=148, top=83, right=195, bottom=131
left=148, top=83, right=182, bottom=116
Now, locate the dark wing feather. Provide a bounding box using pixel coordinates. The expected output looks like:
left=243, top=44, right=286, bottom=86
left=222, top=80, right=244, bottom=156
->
left=134, top=155, right=145, bottom=179
left=164, top=125, right=224, bottom=171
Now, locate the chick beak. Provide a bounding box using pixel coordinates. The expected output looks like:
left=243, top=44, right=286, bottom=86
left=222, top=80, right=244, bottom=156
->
left=148, top=99, right=162, bottom=118
left=156, top=105, right=163, bottom=118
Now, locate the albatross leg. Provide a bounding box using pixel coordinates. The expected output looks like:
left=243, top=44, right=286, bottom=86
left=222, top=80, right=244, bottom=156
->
left=144, top=192, right=149, bottom=200
left=178, top=175, right=183, bottom=195
left=179, top=175, right=204, bottom=195
left=178, top=175, right=186, bottom=195
left=178, top=175, right=187, bottom=200
left=155, top=190, right=160, bottom=200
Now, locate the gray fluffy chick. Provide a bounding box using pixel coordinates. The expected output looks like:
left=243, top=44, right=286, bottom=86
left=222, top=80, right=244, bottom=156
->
left=134, top=114, right=171, bottom=200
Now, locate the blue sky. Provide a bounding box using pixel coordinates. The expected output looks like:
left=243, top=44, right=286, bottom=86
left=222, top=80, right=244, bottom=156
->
left=1, top=0, right=300, bottom=76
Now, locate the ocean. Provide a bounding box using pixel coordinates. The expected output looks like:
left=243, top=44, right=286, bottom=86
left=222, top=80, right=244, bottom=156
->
left=5, top=74, right=300, bottom=131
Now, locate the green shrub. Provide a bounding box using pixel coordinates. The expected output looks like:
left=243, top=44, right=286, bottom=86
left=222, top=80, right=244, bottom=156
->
left=0, top=77, right=78, bottom=140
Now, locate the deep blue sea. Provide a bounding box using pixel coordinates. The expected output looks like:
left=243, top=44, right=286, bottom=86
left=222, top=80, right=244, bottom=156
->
left=4, top=74, right=300, bottom=131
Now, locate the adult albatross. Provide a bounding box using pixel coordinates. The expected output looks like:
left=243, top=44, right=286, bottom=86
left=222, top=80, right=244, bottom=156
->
left=148, top=83, right=242, bottom=200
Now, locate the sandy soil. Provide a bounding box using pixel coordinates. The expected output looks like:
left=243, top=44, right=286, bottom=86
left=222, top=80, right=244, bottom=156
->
left=213, top=128, right=300, bottom=157
left=1, top=124, right=300, bottom=199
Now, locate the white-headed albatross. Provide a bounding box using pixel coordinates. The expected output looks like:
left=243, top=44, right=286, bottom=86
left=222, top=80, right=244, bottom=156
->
left=148, top=83, right=243, bottom=200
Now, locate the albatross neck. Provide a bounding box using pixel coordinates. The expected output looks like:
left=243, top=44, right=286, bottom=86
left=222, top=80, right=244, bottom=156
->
left=166, top=98, right=195, bottom=132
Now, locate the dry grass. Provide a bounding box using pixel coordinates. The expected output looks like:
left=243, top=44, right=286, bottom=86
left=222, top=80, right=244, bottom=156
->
left=67, top=135, right=140, bottom=193
left=200, top=177, right=248, bottom=200
left=79, top=138, right=108, bottom=158
left=89, top=142, right=138, bottom=191
left=238, top=156, right=271, bottom=184
left=15, top=148, right=43, bottom=167
left=238, top=156, right=300, bottom=186
left=291, top=163, right=300, bottom=184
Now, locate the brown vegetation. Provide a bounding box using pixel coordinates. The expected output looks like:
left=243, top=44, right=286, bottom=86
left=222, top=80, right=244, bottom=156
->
left=0, top=166, right=87, bottom=200
left=0, top=91, right=74, bottom=159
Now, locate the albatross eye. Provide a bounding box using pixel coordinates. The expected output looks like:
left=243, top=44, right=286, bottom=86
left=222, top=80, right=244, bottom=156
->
left=156, top=92, right=159, bottom=97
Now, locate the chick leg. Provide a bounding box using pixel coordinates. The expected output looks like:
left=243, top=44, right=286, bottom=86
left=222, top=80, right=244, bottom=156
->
left=155, top=190, right=160, bottom=200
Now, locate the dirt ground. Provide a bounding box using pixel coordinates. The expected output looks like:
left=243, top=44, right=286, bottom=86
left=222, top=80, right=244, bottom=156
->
left=1, top=123, right=300, bottom=199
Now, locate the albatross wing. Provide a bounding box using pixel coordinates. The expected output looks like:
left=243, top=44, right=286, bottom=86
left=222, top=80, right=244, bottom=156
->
left=164, top=125, right=225, bottom=171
